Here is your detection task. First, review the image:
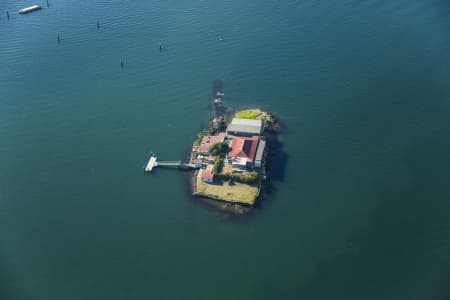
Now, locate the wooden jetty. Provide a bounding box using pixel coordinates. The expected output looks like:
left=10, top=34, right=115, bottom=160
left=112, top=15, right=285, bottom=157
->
left=145, top=155, right=197, bottom=173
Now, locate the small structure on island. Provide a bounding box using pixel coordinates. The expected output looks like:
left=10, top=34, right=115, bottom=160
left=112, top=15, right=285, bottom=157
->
left=193, top=159, right=203, bottom=168
left=202, top=165, right=214, bottom=183
left=226, top=118, right=262, bottom=137
left=254, top=140, right=266, bottom=168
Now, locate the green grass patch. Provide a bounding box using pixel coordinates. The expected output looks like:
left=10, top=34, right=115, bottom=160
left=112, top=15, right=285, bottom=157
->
left=236, top=109, right=259, bottom=119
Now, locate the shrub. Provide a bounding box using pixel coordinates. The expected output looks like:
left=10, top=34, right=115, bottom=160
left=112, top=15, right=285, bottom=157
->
left=217, top=171, right=261, bottom=185
left=212, top=156, right=223, bottom=175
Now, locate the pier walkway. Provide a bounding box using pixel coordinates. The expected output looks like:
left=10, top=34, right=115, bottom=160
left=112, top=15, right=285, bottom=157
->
left=145, top=156, right=198, bottom=172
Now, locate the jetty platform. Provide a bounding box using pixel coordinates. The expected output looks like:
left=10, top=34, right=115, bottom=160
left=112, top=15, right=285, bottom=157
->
left=145, top=156, right=158, bottom=172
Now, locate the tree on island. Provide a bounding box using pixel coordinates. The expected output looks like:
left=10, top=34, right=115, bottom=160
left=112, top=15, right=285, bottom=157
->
left=209, top=142, right=229, bottom=156
left=212, top=156, right=224, bottom=175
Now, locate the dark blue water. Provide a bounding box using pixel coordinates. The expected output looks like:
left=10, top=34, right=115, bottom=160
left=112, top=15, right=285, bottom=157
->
left=1, top=0, right=450, bottom=299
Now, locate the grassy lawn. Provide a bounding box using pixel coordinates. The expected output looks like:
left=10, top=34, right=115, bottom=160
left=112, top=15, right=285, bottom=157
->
left=235, top=109, right=260, bottom=119
left=222, top=163, right=233, bottom=173
left=195, top=170, right=259, bottom=205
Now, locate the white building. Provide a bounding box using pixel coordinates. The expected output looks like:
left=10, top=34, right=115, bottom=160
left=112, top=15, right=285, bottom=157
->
left=226, top=118, right=262, bottom=137
left=254, top=140, right=266, bottom=168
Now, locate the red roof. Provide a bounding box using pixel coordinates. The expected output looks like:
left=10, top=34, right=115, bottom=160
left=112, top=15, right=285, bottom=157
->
left=202, top=165, right=214, bottom=179
left=228, top=136, right=259, bottom=161
left=199, top=133, right=225, bottom=153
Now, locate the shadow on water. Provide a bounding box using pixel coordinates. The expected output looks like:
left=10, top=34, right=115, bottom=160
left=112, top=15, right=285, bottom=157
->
left=253, top=116, right=289, bottom=211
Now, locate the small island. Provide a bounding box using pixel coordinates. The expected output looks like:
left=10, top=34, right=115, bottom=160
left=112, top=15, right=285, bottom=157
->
left=144, top=82, right=281, bottom=211
left=190, top=87, right=281, bottom=207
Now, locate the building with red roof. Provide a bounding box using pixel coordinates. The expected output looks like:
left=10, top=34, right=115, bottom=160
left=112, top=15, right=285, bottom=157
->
left=201, top=164, right=214, bottom=183
left=199, top=132, right=226, bottom=155
left=227, top=136, right=259, bottom=168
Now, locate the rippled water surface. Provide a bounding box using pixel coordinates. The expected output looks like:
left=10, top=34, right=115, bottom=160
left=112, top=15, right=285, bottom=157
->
left=1, top=0, right=450, bottom=299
